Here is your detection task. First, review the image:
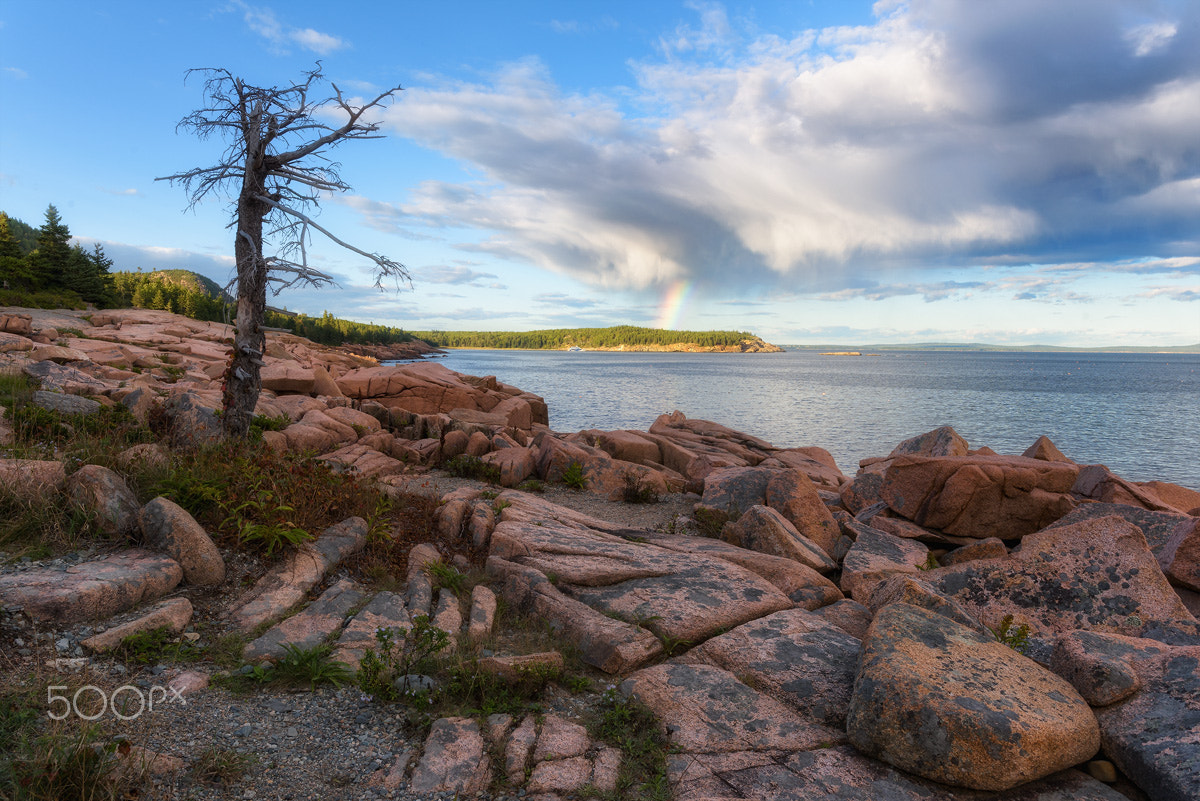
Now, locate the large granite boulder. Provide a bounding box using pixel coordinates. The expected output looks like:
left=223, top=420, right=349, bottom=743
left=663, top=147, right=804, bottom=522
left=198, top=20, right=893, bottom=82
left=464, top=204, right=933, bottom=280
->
left=1046, top=502, right=1200, bottom=593
left=847, top=603, right=1100, bottom=791
left=889, top=425, right=970, bottom=458
left=65, top=464, right=140, bottom=538
left=882, top=454, right=1081, bottom=540
left=721, top=505, right=835, bottom=573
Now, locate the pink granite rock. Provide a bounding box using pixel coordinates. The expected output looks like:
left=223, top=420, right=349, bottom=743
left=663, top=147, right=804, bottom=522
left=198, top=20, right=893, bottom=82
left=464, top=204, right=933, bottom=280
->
left=409, top=717, right=492, bottom=795
left=81, top=598, right=193, bottom=653
left=721, top=505, right=835, bottom=573
left=66, top=464, right=140, bottom=538
left=332, top=590, right=409, bottom=670
left=623, top=662, right=841, bottom=753
left=882, top=454, right=1081, bottom=540
left=847, top=602, right=1100, bottom=791
left=226, top=517, right=366, bottom=633
left=0, top=549, right=182, bottom=623
left=138, top=496, right=225, bottom=586
left=928, top=515, right=1195, bottom=638
left=243, top=579, right=365, bottom=662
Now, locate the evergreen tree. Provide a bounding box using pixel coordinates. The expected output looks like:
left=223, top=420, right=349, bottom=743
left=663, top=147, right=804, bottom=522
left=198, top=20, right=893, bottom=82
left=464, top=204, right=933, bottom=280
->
left=0, top=213, right=33, bottom=289
left=28, top=204, right=74, bottom=290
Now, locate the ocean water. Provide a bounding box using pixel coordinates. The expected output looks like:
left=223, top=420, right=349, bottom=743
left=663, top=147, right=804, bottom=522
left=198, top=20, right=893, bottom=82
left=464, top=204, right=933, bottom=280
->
left=421, top=349, right=1200, bottom=490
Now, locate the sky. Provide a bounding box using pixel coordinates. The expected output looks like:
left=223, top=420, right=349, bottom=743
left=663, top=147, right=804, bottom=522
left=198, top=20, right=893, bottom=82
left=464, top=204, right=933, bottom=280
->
left=1, top=0, right=1198, bottom=347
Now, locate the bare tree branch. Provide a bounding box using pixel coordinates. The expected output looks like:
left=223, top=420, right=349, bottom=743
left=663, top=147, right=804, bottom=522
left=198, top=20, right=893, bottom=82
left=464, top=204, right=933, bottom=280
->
left=156, top=63, right=410, bottom=437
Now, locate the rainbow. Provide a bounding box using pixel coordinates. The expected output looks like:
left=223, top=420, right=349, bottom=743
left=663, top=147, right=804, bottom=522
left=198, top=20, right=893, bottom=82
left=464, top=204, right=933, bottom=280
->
left=654, top=280, right=693, bottom=330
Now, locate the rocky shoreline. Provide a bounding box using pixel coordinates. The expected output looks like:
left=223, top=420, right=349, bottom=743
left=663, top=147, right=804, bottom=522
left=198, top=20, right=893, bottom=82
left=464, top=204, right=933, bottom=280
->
left=1, top=306, right=1198, bottom=801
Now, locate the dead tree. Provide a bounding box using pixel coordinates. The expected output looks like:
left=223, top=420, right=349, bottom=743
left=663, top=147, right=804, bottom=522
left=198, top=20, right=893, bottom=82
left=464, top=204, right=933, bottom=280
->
left=158, top=64, right=408, bottom=438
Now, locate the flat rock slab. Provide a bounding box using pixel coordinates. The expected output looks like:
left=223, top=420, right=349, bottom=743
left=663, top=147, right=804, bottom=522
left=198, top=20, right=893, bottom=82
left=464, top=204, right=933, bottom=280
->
left=847, top=603, right=1100, bottom=791
left=243, top=579, right=366, bottom=663
left=1053, top=631, right=1200, bottom=801
left=928, top=515, right=1195, bottom=639
left=671, top=746, right=1129, bottom=801
left=487, top=555, right=663, bottom=673
left=641, top=533, right=842, bottom=609
left=409, top=716, right=492, bottom=795
left=226, top=516, right=366, bottom=634
left=490, top=504, right=794, bottom=645
left=624, top=662, right=843, bottom=754
left=684, top=608, right=860, bottom=728
left=0, top=549, right=182, bottom=623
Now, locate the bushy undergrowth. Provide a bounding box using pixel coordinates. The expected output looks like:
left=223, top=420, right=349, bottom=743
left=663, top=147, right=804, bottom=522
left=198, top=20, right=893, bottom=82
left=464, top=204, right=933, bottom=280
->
left=442, top=453, right=501, bottom=483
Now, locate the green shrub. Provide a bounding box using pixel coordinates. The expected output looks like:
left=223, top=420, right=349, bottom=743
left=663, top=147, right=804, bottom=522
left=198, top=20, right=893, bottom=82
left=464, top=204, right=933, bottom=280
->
left=115, top=626, right=203, bottom=665
left=990, top=614, right=1033, bottom=654
left=358, top=617, right=451, bottom=704
left=591, top=687, right=672, bottom=801
left=561, top=461, right=586, bottom=490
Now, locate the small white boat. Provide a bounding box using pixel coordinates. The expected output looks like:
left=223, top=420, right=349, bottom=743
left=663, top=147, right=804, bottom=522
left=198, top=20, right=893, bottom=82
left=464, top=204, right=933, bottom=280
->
left=567, top=346, right=583, bottom=352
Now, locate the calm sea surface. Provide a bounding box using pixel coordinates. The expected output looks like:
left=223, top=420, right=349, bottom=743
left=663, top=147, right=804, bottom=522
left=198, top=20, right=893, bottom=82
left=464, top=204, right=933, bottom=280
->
left=420, top=349, right=1200, bottom=490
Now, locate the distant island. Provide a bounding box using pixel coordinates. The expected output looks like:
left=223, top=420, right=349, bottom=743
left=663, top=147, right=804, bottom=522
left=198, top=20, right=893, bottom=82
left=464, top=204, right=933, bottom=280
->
left=410, top=325, right=783, bottom=353
left=789, top=342, right=1200, bottom=354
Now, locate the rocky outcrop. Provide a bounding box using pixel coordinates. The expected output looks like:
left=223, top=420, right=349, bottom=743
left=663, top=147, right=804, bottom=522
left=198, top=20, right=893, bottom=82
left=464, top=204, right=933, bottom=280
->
left=926, top=514, right=1194, bottom=640
left=1051, top=630, right=1200, bottom=801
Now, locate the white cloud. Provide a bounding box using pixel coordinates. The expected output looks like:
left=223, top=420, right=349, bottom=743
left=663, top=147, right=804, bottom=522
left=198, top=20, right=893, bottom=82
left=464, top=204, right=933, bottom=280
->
left=1126, top=22, right=1177, bottom=57
left=236, top=3, right=347, bottom=55
left=370, top=0, right=1200, bottom=297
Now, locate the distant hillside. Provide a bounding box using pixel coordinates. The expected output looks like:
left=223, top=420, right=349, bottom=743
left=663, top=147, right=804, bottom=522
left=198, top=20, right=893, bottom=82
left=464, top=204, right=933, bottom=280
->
left=412, top=325, right=783, bottom=352
left=785, top=342, right=1200, bottom=354
left=143, top=268, right=229, bottom=301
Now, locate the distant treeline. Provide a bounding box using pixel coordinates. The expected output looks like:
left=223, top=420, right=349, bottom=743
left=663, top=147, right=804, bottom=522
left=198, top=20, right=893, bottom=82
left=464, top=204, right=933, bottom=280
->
left=412, top=325, right=756, bottom=350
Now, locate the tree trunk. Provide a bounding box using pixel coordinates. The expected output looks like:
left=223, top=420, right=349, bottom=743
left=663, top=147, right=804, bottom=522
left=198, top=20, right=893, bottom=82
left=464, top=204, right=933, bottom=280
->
left=222, top=129, right=269, bottom=438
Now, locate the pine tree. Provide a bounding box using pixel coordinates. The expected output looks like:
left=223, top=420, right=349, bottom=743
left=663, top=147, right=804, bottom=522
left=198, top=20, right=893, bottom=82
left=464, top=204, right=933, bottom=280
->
left=28, top=204, right=74, bottom=290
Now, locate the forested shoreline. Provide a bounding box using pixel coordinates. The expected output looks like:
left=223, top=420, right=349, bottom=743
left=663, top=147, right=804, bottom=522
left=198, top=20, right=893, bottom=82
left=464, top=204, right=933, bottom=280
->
left=412, top=325, right=766, bottom=350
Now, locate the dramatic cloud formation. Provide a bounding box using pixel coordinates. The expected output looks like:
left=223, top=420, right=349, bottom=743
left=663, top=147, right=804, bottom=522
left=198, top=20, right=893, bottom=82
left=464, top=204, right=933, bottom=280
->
left=374, top=0, right=1200, bottom=295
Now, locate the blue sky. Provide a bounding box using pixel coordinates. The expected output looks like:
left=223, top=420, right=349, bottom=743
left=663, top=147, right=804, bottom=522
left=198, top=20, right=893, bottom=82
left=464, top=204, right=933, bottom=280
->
left=1, top=0, right=1198, bottom=346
